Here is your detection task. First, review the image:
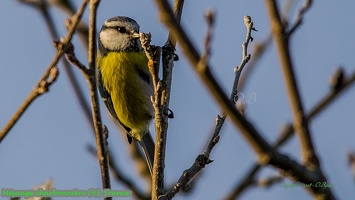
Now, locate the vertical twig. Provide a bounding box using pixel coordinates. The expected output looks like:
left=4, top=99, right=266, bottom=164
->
left=87, top=0, right=111, bottom=195
left=207, top=15, right=257, bottom=154
left=238, top=0, right=297, bottom=90
left=140, top=32, right=165, bottom=199
left=66, top=0, right=111, bottom=197
left=142, top=0, right=185, bottom=199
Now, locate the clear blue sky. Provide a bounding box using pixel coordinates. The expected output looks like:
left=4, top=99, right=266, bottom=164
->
left=1, top=0, right=354, bottom=200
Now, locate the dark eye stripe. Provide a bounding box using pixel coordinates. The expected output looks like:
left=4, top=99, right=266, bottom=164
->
left=102, top=25, right=127, bottom=34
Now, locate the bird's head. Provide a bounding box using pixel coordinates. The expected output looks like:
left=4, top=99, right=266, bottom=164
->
left=98, top=16, right=142, bottom=54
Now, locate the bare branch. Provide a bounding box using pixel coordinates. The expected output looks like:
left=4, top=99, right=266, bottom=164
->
left=230, top=15, right=256, bottom=107
left=265, top=0, right=319, bottom=169
left=64, top=42, right=90, bottom=75
left=140, top=31, right=166, bottom=199
left=86, top=0, right=112, bottom=195
left=207, top=14, right=257, bottom=155
left=239, top=0, right=297, bottom=90
left=143, top=0, right=185, bottom=199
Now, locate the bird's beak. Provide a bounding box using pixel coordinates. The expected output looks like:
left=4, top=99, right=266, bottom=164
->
left=131, top=32, right=140, bottom=39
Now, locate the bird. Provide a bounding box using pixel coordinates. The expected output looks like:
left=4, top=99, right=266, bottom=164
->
left=96, top=16, right=155, bottom=175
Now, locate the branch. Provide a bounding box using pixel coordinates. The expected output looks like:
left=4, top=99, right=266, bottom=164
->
left=265, top=0, right=319, bottom=169
left=87, top=0, right=112, bottom=195
left=230, top=16, right=256, bottom=107
left=140, top=32, right=166, bottom=199
left=0, top=0, right=88, bottom=144
left=65, top=0, right=111, bottom=195
left=239, top=0, right=297, bottom=90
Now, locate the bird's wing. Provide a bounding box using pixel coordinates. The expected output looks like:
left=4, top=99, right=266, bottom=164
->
left=97, top=68, right=133, bottom=143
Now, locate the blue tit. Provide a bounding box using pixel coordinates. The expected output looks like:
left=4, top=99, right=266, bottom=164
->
left=96, top=16, right=154, bottom=175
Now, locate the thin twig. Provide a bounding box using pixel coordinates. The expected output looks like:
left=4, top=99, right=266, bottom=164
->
left=229, top=15, right=255, bottom=108
left=87, top=0, right=112, bottom=195
left=65, top=0, right=111, bottom=196
left=0, top=0, right=88, bottom=144
left=140, top=32, right=166, bottom=199
left=144, top=0, right=185, bottom=199
left=65, top=43, right=90, bottom=75
left=286, top=0, right=313, bottom=37
left=212, top=14, right=254, bottom=151
left=239, top=0, right=297, bottom=90
left=208, top=15, right=256, bottom=157
left=161, top=11, right=217, bottom=200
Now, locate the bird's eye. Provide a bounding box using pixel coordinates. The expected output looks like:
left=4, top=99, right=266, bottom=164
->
left=117, top=26, right=126, bottom=33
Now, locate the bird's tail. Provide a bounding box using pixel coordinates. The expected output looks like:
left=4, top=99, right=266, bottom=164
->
left=139, top=131, right=155, bottom=176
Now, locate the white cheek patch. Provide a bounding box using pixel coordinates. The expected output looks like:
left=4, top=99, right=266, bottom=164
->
left=100, top=29, right=126, bottom=51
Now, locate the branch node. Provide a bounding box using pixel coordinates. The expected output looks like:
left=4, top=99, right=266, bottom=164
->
left=64, top=42, right=89, bottom=74
left=36, top=67, right=59, bottom=95
left=257, top=151, right=273, bottom=166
